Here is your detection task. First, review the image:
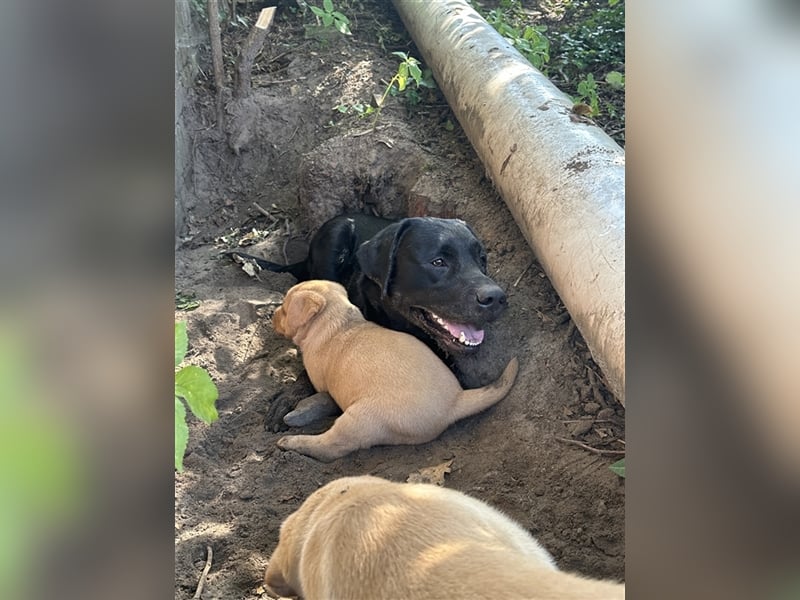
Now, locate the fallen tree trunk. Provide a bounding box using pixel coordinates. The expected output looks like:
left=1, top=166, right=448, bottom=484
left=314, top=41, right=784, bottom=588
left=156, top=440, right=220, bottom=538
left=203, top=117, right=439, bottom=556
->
left=391, top=0, right=626, bottom=404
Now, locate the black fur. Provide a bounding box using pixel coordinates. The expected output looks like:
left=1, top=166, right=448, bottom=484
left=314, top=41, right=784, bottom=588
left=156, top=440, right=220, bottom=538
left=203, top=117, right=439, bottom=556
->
left=228, top=213, right=507, bottom=359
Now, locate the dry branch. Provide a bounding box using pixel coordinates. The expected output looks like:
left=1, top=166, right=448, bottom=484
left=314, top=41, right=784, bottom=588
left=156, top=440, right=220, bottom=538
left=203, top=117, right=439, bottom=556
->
left=207, top=0, right=226, bottom=131
left=236, top=7, right=276, bottom=99
left=193, top=545, right=213, bottom=599
left=555, top=437, right=625, bottom=456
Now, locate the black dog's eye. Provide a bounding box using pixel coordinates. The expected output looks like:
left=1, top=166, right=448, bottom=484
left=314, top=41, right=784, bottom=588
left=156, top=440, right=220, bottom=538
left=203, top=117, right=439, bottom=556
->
left=431, top=258, right=446, bottom=267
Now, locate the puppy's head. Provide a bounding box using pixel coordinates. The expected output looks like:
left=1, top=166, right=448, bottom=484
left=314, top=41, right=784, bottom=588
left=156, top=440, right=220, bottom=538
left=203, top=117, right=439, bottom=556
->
left=273, top=280, right=352, bottom=343
left=264, top=508, right=304, bottom=598
left=264, top=478, right=360, bottom=597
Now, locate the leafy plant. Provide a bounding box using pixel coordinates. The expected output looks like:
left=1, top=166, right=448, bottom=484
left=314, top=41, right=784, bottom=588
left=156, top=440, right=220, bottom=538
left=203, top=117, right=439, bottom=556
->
left=548, top=0, right=625, bottom=82
left=605, top=70, right=625, bottom=90
left=175, top=321, right=219, bottom=472
left=370, top=52, right=434, bottom=129
left=334, top=54, right=435, bottom=121
left=476, top=0, right=624, bottom=141
left=609, top=458, right=625, bottom=478
left=176, top=291, right=200, bottom=311
left=309, top=0, right=351, bottom=35
left=574, top=73, right=600, bottom=116
left=485, top=5, right=550, bottom=70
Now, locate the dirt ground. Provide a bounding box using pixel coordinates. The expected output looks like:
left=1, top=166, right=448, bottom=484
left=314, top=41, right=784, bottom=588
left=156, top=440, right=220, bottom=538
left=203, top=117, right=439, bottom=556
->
left=175, top=1, right=624, bottom=597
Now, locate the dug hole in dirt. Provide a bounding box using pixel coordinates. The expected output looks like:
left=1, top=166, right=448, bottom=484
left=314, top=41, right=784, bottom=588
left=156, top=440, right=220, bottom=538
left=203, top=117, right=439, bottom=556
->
left=175, top=1, right=624, bottom=598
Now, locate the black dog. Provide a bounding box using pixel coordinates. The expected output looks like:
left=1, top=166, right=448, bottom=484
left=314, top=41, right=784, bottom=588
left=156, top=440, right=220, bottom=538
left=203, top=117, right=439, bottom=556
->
left=229, top=213, right=507, bottom=358
left=231, top=213, right=509, bottom=428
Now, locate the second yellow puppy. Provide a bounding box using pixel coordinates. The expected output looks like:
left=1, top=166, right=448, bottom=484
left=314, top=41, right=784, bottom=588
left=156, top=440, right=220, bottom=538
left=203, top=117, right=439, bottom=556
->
left=265, top=476, right=625, bottom=599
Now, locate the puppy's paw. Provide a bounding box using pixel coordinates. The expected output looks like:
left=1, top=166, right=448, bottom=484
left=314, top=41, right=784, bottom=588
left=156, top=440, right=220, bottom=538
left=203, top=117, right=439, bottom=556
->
left=276, top=436, right=294, bottom=451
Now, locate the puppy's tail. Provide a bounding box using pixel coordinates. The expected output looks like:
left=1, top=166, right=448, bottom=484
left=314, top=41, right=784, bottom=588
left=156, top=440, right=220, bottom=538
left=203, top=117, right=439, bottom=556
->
left=225, top=251, right=309, bottom=280
left=451, top=357, right=519, bottom=422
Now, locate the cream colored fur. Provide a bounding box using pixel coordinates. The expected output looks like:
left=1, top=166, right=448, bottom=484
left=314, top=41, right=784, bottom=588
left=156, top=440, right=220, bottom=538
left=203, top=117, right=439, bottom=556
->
left=272, top=280, right=519, bottom=462
left=264, top=476, right=625, bottom=600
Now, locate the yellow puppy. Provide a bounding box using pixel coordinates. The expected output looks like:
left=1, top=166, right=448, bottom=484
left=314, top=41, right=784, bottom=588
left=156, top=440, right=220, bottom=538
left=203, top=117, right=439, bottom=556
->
left=265, top=476, right=625, bottom=600
left=272, top=280, right=518, bottom=462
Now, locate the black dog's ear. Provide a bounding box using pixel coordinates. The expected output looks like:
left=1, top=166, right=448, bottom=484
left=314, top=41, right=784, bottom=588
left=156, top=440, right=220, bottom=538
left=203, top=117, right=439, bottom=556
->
left=356, top=219, right=413, bottom=298
left=459, top=219, right=479, bottom=241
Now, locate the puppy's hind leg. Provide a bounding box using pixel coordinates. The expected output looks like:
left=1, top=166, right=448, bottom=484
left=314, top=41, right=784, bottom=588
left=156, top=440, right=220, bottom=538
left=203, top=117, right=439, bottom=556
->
left=277, top=406, right=383, bottom=462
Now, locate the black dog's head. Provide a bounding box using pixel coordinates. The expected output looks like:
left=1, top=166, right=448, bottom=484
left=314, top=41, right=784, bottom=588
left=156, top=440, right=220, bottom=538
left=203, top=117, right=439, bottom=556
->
left=356, top=217, right=507, bottom=355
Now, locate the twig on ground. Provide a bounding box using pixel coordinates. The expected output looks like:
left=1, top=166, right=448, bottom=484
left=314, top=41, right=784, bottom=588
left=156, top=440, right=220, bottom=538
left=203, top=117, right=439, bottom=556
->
left=252, top=201, right=279, bottom=225
left=277, top=125, right=301, bottom=158
left=555, top=437, right=626, bottom=456
left=260, top=76, right=308, bottom=85
left=513, top=261, right=534, bottom=287
left=350, top=124, right=389, bottom=138
left=193, top=545, right=214, bottom=599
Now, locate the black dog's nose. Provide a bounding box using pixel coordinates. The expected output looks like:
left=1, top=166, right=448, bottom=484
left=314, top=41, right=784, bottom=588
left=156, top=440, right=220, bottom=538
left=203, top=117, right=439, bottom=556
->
left=476, top=285, right=507, bottom=308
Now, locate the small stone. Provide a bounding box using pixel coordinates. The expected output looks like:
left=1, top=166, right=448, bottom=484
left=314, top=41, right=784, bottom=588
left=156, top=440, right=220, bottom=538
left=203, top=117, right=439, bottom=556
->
left=570, top=419, right=594, bottom=437
left=597, top=408, right=615, bottom=420
left=583, top=402, right=601, bottom=415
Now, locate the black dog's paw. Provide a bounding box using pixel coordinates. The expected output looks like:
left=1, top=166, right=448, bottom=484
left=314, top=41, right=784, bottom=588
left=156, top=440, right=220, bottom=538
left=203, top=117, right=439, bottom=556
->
left=264, top=392, right=297, bottom=433
left=284, top=392, right=341, bottom=427
left=265, top=373, right=320, bottom=432
left=452, top=353, right=509, bottom=389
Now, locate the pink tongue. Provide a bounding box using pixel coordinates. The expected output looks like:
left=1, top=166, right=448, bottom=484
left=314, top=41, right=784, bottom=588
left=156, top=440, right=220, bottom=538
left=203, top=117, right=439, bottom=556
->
left=442, top=320, right=485, bottom=344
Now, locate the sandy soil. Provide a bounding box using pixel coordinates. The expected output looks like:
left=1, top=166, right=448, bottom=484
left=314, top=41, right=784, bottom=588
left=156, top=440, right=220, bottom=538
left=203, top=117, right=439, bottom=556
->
left=175, top=2, right=624, bottom=597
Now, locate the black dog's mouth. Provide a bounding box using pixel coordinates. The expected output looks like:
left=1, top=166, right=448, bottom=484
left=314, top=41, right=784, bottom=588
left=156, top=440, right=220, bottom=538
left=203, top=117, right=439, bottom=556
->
left=412, top=307, right=485, bottom=352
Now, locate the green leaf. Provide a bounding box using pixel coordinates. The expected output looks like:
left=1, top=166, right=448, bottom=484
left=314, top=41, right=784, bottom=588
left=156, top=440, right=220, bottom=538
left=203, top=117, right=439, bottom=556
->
left=323, top=0, right=334, bottom=13
left=176, top=291, right=200, bottom=311
left=609, top=458, right=625, bottom=478
left=397, top=74, right=407, bottom=92
left=408, top=63, right=422, bottom=86
left=175, top=321, right=188, bottom=368
left=392, top=51, right=408, bottom=60
left=322, top=13, right=333, bottom=26
left=175, top=397, right=188, bottom=472
left=605, top=70, right=625, bottom=90
left=332, top=11, right=349, bottom=24
left=335, top=19, right=351, bottom=35
left=309, top=5, right=325, bottom=17
left=175, top=365, right=219, bottom=424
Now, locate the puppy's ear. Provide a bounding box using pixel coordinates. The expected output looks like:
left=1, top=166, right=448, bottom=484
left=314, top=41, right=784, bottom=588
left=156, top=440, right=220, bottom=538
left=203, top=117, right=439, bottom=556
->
left=281, top=290, right=326, bottom=336
left=356, top=219, right=413, bottom=298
